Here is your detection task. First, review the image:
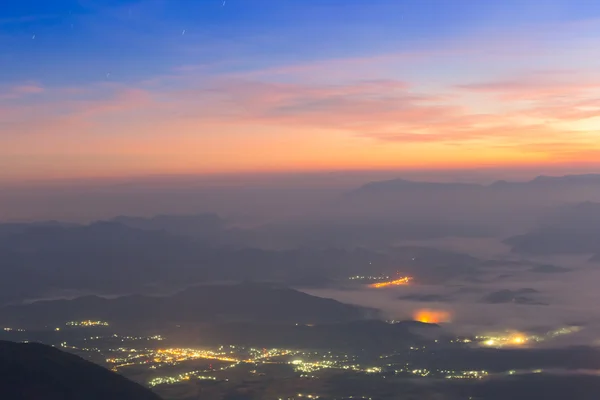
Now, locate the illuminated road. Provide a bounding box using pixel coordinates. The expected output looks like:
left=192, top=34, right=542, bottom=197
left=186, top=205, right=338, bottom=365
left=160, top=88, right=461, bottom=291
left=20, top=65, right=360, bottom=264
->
left=368, top=277, right=412, bottom=288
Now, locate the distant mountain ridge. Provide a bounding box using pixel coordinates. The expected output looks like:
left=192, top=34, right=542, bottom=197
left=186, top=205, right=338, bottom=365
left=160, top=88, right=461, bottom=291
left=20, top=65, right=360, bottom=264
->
left=0, top=220, right=77, bottom=238
left=351, top=173, right=600, bottom=194
left=338, top=173, right=600, bottom=237
left=356, top=178, right=481, bottom=193
left=0, top=340, right=162, bottom=400
left=111, top=213, right=226, bottom=239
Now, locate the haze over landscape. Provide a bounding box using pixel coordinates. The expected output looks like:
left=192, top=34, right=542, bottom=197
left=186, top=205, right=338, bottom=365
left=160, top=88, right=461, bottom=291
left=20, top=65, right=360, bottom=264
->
left=2, top=1, right=600, bottom=399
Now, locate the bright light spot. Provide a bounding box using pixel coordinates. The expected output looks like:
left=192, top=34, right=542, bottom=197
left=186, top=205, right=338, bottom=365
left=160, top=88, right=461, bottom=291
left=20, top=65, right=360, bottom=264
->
left=511, top=335, right=526, bottom=345
left=413, top=309, right=451, bottom=324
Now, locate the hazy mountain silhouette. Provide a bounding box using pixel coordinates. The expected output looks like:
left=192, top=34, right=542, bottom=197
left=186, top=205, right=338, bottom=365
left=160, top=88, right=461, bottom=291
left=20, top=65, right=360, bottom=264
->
left=0, top=216, right=499, bottom=305
left=351, top=174, right=600, bottom=195
left=530, top=264, right=571, bottom=273
left=529, top=174, right=600, bottom=185
left=111, top=213, right=225, bottom=240
left=0, top=340, right=162, bottom=400
left=0, top=221, right=198, bottom=254
left=353, top=178, right=482, bottom=194
left=505, top=202, right=600, bottom=257
left=340, top=174, right=600, bottom=237
left=390, top=246, right=483, bottom=283
left=0, top=283, right=372, bottom=328
left=0, top=221, right=206, bottom=304
left=0, top=220, right=402, bottom=304
left=480, top=288, right=546, bottom=305
left=0, top=221, right=76, bottom=238
left=188, top=320, right=438, bottom=351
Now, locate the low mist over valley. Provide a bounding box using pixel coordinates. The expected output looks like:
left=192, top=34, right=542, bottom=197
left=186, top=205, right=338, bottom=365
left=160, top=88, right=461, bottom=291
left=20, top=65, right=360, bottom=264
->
left=3, top=172, right=600, bottom=399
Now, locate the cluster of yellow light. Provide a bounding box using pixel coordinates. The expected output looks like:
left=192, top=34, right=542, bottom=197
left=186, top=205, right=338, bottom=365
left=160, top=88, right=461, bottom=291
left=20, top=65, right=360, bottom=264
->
left=105, top=344, right=300, bottom=383
left=86, top=333, right=164, bottom=342
left=155, top=348, right=239, bottom=363
left=410, top=368, right=430, bottom=377
left=290, top=359, right=338, bottom=373
left=476, top=326, right=581, bottom=348
left=66, top=320, right=109, bottom=327
left=349, top=275, right=390, bottom=281
left=413, top=309, right=451, bottom=324
left=369, top=276, right=413, bottom=288
left=245, top=347, right=296, bottom=362
left=289, top=359, right=379, bottom=374
left=147, top=347, right=298, bottom=386
left=478, top=332, right=530, bottom=348
left=149, top=372, right=216, bottom=387
left=392, top=365, right=490, bottom=378
left=445, top=370, right=488, bottom=379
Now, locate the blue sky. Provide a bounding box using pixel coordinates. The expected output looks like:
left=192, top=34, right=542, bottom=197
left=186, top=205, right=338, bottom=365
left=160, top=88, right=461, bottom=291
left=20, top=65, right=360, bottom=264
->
left=4, top=0, right=598, bottom=85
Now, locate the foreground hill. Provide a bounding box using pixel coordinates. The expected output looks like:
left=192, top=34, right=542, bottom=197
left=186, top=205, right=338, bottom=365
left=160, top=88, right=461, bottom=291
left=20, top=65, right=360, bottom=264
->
left=0, top=283, right=373, bottom=328
left=0, top=340, right=162, bottom=400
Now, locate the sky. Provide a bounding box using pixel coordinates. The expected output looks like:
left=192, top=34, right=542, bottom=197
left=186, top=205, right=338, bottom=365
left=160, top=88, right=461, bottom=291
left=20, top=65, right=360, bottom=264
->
left=2, top=0, right=600, bottom=183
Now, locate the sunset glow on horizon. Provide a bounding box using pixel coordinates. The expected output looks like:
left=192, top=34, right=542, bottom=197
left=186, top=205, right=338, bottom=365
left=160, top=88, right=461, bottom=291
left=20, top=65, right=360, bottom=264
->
left=2, top=1, right=600, bottom=183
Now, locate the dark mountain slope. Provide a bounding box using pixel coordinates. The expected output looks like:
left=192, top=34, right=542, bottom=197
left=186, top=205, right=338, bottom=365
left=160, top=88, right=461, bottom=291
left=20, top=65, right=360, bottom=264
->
left=0, top=340, right=162, bottom=400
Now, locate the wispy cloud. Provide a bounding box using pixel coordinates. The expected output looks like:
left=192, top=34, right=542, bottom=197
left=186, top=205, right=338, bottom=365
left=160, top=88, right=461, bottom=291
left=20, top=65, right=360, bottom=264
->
left=0, top=14, right=59, bottom=25
left=0, top=83, right=44, bottom=100
left=457, top=76, right=600, bottom=101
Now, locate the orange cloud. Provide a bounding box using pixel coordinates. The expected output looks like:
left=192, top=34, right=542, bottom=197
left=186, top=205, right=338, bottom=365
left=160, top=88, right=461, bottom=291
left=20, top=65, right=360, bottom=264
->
left=3, top=53, right=600, bottom=182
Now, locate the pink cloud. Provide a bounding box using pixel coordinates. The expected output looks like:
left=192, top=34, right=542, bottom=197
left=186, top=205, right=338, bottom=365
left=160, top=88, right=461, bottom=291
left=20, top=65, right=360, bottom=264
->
left=185, top=78, right=595, bottom=148
left=2, top=75, right=596, bottom=150
left=14, top=84, right=44, bottom=95
left=0, top=83, right=44, bottom=100
left=457, top=74, right=600, bottom=102
left=0, top=85, right=159, bottom=137
left=524, top=98, right=600, bottom=121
